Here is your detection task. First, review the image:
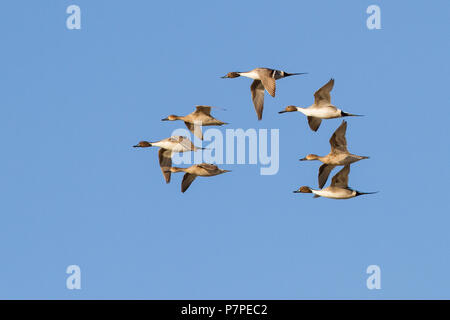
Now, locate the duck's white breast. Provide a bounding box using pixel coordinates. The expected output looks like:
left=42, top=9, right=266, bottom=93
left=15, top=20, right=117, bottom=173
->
left=313, top=188, right=355, bottom=199
left=307, top=106, right=341, bottom=119
left=153, top=140, right=187, bottom=152
left=239, top=70, right=260, bottom=80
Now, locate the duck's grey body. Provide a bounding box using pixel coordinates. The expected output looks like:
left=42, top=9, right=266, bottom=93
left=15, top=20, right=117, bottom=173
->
left=311, top=186, right=357, bottom=199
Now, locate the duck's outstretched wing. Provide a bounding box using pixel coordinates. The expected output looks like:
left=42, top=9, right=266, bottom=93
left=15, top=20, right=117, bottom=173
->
left=250, top=80, right=265, bottom=120
left=181, top=173, right=197, bottom=193
left=330, top=164, right=350, bottom=189
left=314, top=78, right=334, bottom=105
left=184, top=121, right=203, bottom=140
left=177, top=136, right=198, bottom=151
left=197, top=163, right=219, bottom=171
left=194, top=105, right=212, bottom=116
left=318, top=164, right=336, bottom=189
left=259, top=69, right=276, bottom=97
left=329, top=120, right=348, bottom=153
left=307, top=116, right=322, bottom=131
left=158, top=148, right=172, bottom=183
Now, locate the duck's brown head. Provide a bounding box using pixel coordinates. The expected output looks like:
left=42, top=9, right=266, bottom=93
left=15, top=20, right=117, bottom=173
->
left=293, top=186, right=312, bottom=193
left=221, top=72, right=240, bottom=79
left=299, top=154, right=320, bottom=161
left=133, top=141, right=152, bottom=148
left=278, top=105, right=298, bottom=114
left=161, top=115, right=179, bottom=121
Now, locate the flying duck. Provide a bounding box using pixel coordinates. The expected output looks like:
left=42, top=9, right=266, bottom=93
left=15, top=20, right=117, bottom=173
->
left=300, top=120, right=369, bottom=188
left=170, top=163, right=230, bottom=193
left=293, top=164, right=377, bottom=199
left=279, top=78, right=362, bottom=131
left=222, top=67, right=306, bottom=120
left=133, top=136, right=203, bottom=183
left=162, top=105, right=227, bottom=140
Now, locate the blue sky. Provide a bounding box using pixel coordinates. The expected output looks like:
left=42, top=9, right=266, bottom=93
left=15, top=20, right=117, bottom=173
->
left=0, top=0, right=449, bottom=299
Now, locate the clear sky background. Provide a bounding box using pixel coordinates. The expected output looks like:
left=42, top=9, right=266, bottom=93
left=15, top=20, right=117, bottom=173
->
left=0, top=0, right=449, bottom=299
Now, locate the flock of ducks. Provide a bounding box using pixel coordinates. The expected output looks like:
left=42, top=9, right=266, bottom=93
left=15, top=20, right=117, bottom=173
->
left=134, top=67, right=376, bottom=198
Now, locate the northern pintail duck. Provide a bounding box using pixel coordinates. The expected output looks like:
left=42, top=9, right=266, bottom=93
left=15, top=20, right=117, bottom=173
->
left=133, top=136, right=203, bottom=183
left=222, top=68, right=306, bottom=120
left=162, top=105, right=228, bottom=140
left=279, top=78, right=362, bottom=131
left=300, top=120, right=369, bottom=188
left=293, top=165, right=377, bottom=199
left=170, top=163, right=230, bottom=193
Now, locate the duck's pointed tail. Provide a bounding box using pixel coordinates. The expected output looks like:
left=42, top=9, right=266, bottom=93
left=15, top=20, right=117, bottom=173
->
left=355, top=191, right=378, bottom=196
left=341, top=111, right=364, bottom=117
left=285, top=72, right=308, bottom=77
